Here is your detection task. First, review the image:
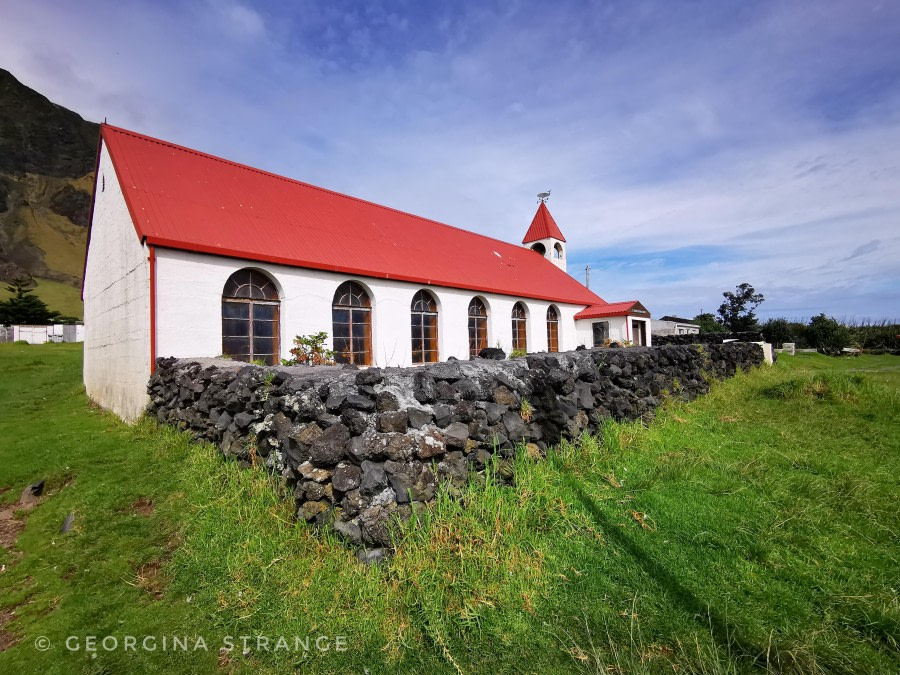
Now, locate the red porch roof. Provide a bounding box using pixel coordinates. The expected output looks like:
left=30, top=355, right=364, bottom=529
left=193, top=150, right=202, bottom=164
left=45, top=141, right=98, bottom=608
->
left=575, top=301, right=651, bottom=320
left=98, top=125, right=603, bottom=306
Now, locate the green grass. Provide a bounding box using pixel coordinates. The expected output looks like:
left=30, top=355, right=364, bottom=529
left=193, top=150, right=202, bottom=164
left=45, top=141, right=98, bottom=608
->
left=0, top=345, right=898, bottom=673
left=0, top=277, right=83, bottom=319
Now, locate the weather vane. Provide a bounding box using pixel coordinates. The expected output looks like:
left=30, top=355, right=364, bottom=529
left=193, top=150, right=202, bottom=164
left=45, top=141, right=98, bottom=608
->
left=537, top=190, right=551, bottom=203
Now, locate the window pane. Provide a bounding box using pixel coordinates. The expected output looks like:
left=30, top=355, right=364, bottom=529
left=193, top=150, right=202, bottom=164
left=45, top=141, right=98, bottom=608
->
left=222, top=302, right=250, bottom=319
left=253, top=337, right=274, bottom=355
left=253, top=320, right=275, bottom=338
left=333, top=337, right=351, bottom=363
left=350, top=308, right=370, bottom=322
left=333, top=309, right=350, bottom=327
left=423, top=316, right=436, bottom=343
left=223, top=336, right=249, bottom=355
left=253, top=304, right=277, bottom=321
left=333, top=322, right=350, bottom=341
left=223, top=318, right=248, bottom=336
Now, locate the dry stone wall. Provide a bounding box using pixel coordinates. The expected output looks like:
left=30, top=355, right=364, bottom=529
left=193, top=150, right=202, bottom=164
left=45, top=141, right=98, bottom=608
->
left=653, top=332, right=764, bottom=346
left=148, top=344, right=763, bottom=547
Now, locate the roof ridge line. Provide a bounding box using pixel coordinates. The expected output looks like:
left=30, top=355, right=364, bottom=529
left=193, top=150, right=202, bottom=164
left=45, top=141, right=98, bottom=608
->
left=101, top=123, right=539, bottom=255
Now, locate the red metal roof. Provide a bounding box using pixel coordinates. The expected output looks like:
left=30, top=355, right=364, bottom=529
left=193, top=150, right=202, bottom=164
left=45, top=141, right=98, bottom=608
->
left=99, top=125, right=603, bottom=306
left=522, top=201, right=566, bottom=244
left=575, top=301, right=650, bottom=319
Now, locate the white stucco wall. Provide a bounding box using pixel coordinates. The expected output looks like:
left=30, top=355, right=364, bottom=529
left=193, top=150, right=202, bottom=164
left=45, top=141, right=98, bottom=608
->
left=83, top=141, right=151, bottom=421
left=651, top=319, right=700, bottom=336
left=575, top=316, right=652, bottom=347
left=153, top=248, right=590, bottom=366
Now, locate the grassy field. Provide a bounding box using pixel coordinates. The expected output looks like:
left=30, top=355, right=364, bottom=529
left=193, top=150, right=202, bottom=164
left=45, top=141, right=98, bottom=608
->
left=0, top=277, right=83, bottom=319
left=0, top=345, right=897, bottom=673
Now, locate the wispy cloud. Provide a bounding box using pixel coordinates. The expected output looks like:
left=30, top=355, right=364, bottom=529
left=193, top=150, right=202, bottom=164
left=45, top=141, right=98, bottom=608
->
left=1, top=0, right=898, bottom=319
left=841, top=239, right=881, bottom=262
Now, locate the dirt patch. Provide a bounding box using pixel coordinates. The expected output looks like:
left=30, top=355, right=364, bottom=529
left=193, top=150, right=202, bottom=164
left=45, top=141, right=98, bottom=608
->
left=131, top=497, right=155, bottom=517
left=0, top=518, right=25, bottom=551
left=0, top=485, right=41, bottom=550
left=0, top=607, right=21, bottom=652
left=134, top=561, right=164, bottom=600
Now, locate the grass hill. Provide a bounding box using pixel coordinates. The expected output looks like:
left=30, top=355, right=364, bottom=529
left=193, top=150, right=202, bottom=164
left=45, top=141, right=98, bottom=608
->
left=0, top=69, right=99, bottom=319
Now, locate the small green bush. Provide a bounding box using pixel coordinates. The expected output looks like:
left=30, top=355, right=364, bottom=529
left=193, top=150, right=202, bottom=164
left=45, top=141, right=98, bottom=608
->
left=284, top=331, right=335, bottom=366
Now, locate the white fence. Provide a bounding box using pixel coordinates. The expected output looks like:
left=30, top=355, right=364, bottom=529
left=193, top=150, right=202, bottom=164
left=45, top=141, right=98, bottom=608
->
left=0, top=324, right=84, bottom=344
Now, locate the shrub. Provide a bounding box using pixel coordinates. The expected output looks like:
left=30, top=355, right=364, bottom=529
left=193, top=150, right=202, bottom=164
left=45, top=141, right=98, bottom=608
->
left=805, top=314, right=852, bottom=355
left=285, top=331, right=335, bottom=366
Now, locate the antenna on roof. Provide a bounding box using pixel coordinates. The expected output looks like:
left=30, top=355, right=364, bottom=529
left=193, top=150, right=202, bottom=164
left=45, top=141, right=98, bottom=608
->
left=537, top=190, right=551, bottom=203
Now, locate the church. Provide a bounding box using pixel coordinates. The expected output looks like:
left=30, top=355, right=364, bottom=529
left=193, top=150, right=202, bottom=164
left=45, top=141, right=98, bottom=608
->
left=82, top=124, right=651, bottom=420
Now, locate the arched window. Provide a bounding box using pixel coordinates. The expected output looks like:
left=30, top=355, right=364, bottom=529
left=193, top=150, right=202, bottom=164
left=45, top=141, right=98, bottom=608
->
left=553, top=242, right=563, bottom=259
left=468, top=297, right=488, bottom=358
left=546, top=305, right=559, bottom=352
left=411, top=290, right=439, bottom=364
left=332, top=281, right=372, bottom=365
left=531, top=242, right=546, bottom=256
left=512, top=302, right=528, bottom=352
left=221, top=269, right=280, bottom=365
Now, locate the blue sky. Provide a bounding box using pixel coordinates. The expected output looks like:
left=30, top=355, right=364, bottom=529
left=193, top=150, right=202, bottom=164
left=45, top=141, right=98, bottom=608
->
left=3, top=0, right=899, bottom=320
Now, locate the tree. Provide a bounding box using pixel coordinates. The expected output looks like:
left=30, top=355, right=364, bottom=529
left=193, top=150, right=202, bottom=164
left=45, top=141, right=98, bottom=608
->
left=805, top=314, right=851, bottom=354
left=692, top=312, right=727, bottom=333
left=717, top=283, right=764, bottom=332
left=761, top=318, right=793, bottom=347
left=0, top=277, right=62, bottom=325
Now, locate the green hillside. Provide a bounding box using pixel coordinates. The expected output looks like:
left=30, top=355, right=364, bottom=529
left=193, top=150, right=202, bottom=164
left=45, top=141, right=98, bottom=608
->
left=0, top=68, right=99, bottom=319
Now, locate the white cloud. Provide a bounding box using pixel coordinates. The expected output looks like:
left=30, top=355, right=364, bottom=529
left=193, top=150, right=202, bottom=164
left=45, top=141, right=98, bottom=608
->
left=214, top=1, right=267, bottom=41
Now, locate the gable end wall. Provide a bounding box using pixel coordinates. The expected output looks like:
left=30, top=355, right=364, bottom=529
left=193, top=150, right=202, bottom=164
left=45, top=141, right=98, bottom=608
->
left=82, top=141, right=150, bottom=421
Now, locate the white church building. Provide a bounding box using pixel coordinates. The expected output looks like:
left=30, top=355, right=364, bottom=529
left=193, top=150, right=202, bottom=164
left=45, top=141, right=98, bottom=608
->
left=83, top=125, right=652, bottom=421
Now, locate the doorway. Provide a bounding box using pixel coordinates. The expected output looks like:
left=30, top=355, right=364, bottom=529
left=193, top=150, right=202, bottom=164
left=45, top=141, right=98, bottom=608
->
left=632, top=320, right=647, bottom=346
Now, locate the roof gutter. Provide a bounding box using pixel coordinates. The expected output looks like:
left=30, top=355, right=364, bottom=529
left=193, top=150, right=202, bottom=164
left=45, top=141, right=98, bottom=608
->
left=149, top=244, right=157, bottom=374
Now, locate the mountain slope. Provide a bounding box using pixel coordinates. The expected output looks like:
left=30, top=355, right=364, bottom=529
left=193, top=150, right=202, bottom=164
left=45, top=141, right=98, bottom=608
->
left=0, top=69, right=100, bottom=318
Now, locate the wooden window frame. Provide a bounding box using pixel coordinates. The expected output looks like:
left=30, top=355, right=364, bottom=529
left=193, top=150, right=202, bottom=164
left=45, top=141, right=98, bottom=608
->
left=411, top=290, right=439, bottom=364
left=467, top=297, right=488, bottom=359
left=511, top=302, right=528, bottom=352
left=332, top=281, right=372, bottom=366
left=546, top=305, right=559, bottom=352
left=221, top=269, right=280, bottom=365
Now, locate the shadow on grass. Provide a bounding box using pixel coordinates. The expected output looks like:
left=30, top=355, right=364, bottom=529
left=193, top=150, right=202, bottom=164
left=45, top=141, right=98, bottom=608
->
left=558, top=468, right=770, bottom=669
